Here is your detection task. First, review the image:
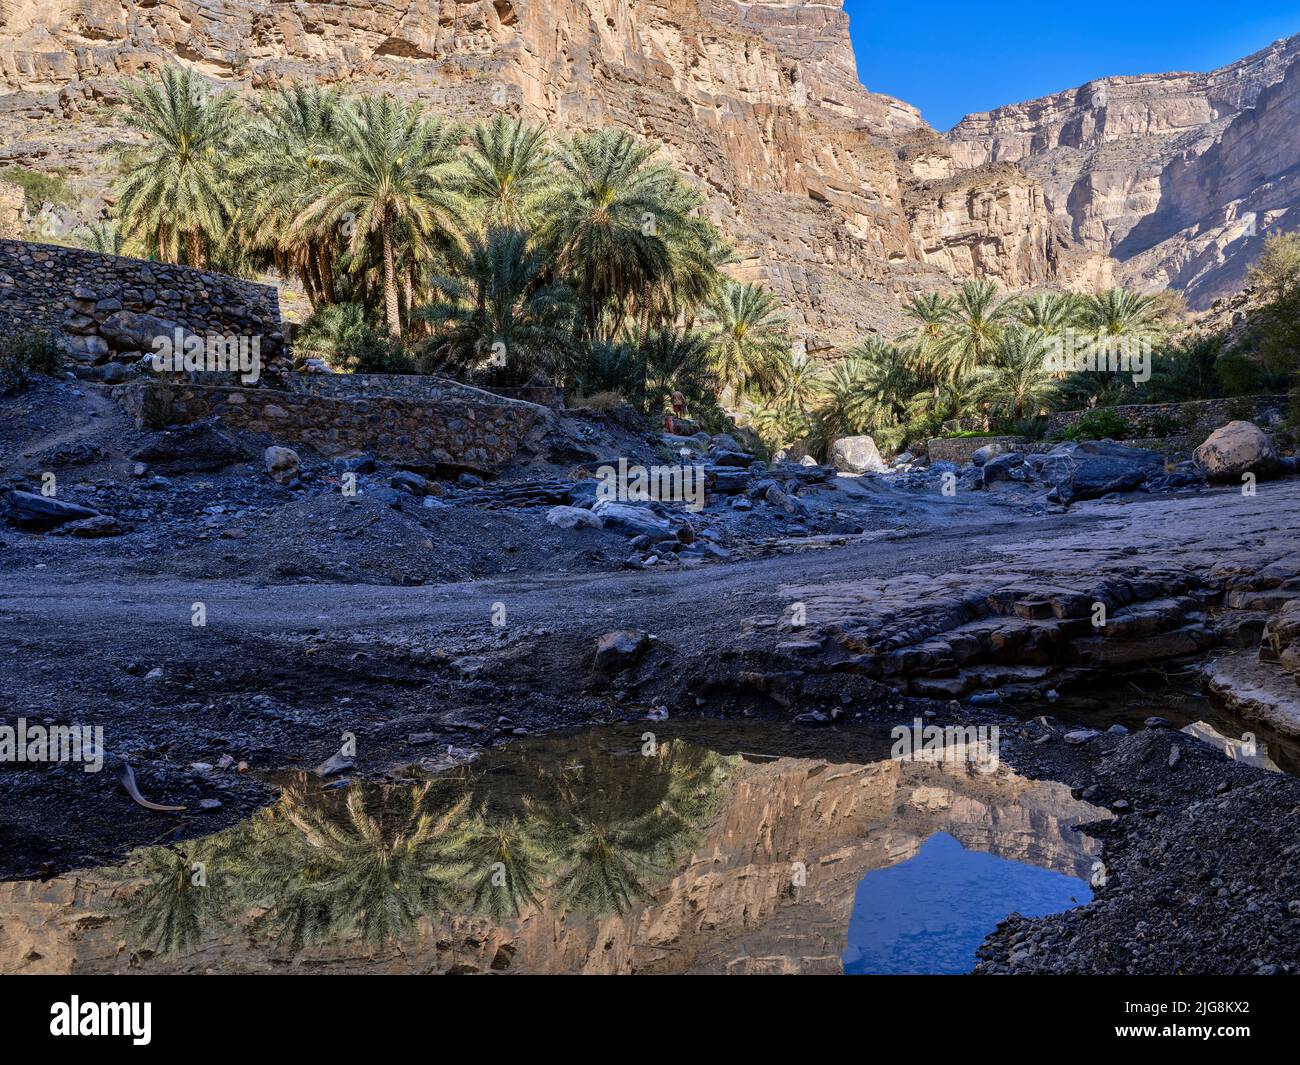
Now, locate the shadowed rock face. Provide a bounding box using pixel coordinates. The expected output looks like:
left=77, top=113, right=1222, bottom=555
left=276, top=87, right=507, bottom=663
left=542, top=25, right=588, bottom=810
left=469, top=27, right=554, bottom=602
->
left=0, top=732, right=1102, bottom=975
left=946, top=34, right=1300, bottom=308
left=0, top=0, right=1100, bottom=347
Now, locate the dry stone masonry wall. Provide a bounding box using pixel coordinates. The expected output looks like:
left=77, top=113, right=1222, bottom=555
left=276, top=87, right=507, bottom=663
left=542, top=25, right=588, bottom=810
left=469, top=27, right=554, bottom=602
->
left=0, top=238, right=288, bottom=383
left=114, top=380, right=548, bottom=475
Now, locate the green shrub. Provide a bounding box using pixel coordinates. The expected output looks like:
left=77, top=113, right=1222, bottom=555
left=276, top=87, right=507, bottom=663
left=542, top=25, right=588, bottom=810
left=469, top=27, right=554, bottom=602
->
left=1056, top=408, right=1130, bottom=442
left=0, top=328, right=62, bottom=394
left=295, top=303, right=414, bottom=375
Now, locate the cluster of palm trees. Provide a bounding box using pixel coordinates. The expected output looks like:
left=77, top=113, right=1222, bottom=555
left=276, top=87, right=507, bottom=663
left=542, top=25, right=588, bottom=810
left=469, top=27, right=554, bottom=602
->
left=743, top=282, right=1185, bottom=454
left=105, top=66, right=791, bottom=416
left=112, top=737, right=736, bottom=956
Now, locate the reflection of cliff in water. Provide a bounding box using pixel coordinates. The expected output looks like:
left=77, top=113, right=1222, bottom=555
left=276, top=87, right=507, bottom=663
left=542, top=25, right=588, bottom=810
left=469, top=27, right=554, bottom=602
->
left=0, top=725, right=1106, bottom=974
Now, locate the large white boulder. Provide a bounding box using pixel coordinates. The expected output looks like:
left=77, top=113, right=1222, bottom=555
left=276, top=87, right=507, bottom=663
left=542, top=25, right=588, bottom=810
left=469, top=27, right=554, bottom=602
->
left=1193, top=421, right=1278, bottom=482
left=829, top=435, right=886, bottom=474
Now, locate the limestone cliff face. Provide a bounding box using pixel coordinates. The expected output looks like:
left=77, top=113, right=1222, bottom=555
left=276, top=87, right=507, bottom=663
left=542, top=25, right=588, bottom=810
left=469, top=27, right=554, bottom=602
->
left=947, top=34, right=1300, bottom=308
left=0, top=179, right=22, bottom=238
left=0, top=0, right=1096, bottom=346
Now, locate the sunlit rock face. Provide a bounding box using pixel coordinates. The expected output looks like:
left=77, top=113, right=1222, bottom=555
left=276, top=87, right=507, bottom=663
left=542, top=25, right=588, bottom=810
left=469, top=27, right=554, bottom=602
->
left=0, top=731, right=1103, bottom=975
left=946, top=34, right=1300, bottom=308
left=0, top=0, right=1098, bottom=347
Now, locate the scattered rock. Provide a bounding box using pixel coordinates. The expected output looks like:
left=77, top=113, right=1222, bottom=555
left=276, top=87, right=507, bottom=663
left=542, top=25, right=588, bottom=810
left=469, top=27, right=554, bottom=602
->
left=264, top=445, right=301, bottom=485
left=594, top=629, right=651, bottom=671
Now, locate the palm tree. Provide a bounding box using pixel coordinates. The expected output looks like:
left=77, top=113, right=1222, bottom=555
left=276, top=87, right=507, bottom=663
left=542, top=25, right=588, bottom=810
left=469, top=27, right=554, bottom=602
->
left=899, top=291, right=956, bottom=393
left=112, top=841, right=235, bottom=957
left=846, top=336, right=920, bottom=429
left=464, top=115, right=553, bottom=229
left=776, top=353, right=824, bottom=416
left=706, top=280, right=790, bottom=403
left=75, top=220, right=124, bottom=256
left=113, top=67, right=241, bottom=266
left=1013, top=291, right=1083, bottom=338
left=243, top=84, right=343, bottom=307
left=817, top=357, right=875, bottom=441
left=970, top=327, right=1059, bottom=422
left=1146, top=336, right=1223, bottom=402
left=455, top=810, right=552, bottom=921
left=295, top=96, right=467, bottom=338
left=537, top=129, right=692, bottom=342
left=935, top=280, right=1012, bottom=383
left=418, top=226, right=576, bottom=381
left=638, top=328, right=717, bottom=415
left=1082, top=288, right=1162, bottom=339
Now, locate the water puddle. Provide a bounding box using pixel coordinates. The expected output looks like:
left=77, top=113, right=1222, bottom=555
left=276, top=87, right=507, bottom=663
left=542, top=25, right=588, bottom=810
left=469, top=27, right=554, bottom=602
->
left=844, top=832, right=1091, bottom=974
left=0, top=723, right=1107, bottom=975
left=1042, top=669, right=1298, bottom=774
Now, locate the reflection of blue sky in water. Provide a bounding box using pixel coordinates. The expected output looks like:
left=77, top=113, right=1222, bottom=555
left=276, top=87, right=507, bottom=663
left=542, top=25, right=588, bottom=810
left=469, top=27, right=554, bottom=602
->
left=843, top=832, right=1091, bottom=975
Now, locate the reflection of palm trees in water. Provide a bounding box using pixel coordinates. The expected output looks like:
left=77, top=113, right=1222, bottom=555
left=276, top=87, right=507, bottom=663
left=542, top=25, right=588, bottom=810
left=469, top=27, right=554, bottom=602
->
left=536, top=740, right=733, bottom=916
left=113, top=735, right=735, bottom=954
left=112, top=840, right=235, bottom=957
left=244, top=780, right=472, bottom=950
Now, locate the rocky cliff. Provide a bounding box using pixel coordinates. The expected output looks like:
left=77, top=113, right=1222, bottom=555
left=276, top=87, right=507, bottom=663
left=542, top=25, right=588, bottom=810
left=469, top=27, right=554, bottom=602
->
left=947, top=34, right=1300, bottom=308
left=0, top=0, right=1101, bottom=347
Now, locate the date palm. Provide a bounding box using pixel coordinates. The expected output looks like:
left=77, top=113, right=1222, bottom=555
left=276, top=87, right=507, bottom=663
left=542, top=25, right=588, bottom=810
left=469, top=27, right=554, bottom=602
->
left=842, top=336, right=919, bottom=430
left=295, top=96, right=467, bottom=338
left=464, top=115, right=553, bottom=229
left=245, top=780, right=471, bottom=950
left=899, top=291, right=956, bottom=392
left=1013, top=291, right=1082, bottom=338
left=776, top=353, right=825, bottom=416
left=1082, top=288, right=1162, bottom=339
left=936, top=280, right=1012, bottom=383
left=419, top=226, right=576, bottom=381
left=243, top=84, right=343, bottom=307
left=969, top=326, right=1059, bottom=422
left=537, top=129, right=690, bottom=342
left=75, top=220, right=124, bottom=256
left=455, top=808, right=553, bottom=921
left=113, top=66, right=241, bottom=266
left=706, top=280, right=790, bottom=403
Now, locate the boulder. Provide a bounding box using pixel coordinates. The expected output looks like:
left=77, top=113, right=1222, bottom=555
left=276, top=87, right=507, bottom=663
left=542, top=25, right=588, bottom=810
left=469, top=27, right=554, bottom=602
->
left=546, top=505, right=603, bottom=530
left=764, top=483, right=804, bottom=514
left=594, top=629, right=651, bottom=671
left=591, top=500, right=670, bottom=537
left=1193, top=421, right=1279, bottom=482
left=1039, top=440, right=1163, bottom=504
left=971, top=442, right=1011, bottom=467
left=55, top=514, right=129, bottom=538
left=2, top=490, right=100, bottom=530
left=707, top=468, right=750, bottom=494
left=390, top=470, right=430, bottom=496
left=829, top=435, right=886, bottom=474
left=98, top=310, right=188, bottom=355
left=981, top=452, right=1025, bottom=484
left=264, top=446, right=301, bottom=485
left=131, top=418, right=247, bottom=473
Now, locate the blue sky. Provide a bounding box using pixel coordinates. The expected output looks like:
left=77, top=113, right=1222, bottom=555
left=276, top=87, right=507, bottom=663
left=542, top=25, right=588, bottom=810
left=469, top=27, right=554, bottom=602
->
left=844, top=1, right=1300, bottom=130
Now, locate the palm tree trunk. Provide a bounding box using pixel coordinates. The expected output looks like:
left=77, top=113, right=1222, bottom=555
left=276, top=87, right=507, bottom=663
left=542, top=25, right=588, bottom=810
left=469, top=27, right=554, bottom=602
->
left=382, top=217, right=401, bottom=339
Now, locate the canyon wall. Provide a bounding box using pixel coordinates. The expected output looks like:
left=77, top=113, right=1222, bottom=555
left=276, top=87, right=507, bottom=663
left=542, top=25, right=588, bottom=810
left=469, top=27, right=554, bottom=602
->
left=0, top=0, right=1101, bottom=348
left=947, top=33, right=1300, bottom=308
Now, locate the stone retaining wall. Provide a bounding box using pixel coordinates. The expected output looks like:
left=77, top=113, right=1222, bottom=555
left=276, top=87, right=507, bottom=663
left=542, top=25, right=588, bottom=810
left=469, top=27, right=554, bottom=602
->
left=114, top=379, right=548, bottom=474
left=0, top=238, right=288, bottom=382
left=1046, top=395, right=1289, bottom=437
left=926, top=435, right=1024, bottom=465
left=290, top=371, right=565, bottom=409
